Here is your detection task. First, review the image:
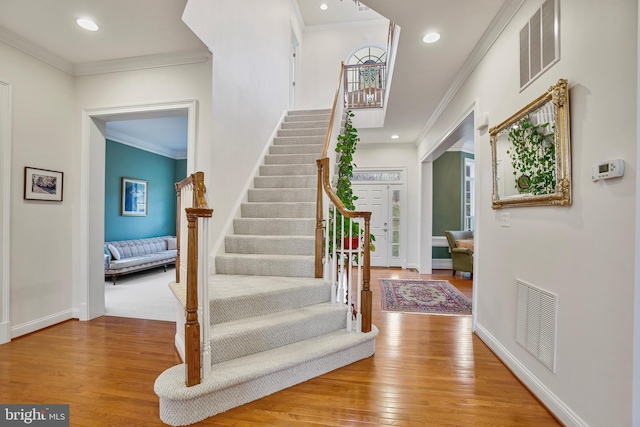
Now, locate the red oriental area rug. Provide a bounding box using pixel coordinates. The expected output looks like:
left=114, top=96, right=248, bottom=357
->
left=379, top=279, right=472, bottom=315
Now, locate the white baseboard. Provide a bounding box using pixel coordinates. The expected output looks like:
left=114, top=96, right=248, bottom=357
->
left=11, top=309, right=73, bottom=339
left=406, top=263, right=420, bottom=271
left=0, top=321, right=10, bottom=344
left=474, top=323, right=588, bottom=427
left=432, top=258, right=452, bottom=269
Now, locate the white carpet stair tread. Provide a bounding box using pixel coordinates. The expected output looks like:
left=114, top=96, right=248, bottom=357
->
left=223, top=235, right=314, bottom=255
left=210, top=303, right=348, bottom=363
left=247, top=188, right=316, bottom=203
left=154, top=325, right=379, bottom=403
left=214, top=253, right=315, bottom=277
left=207, top=274, right=332, bottom=324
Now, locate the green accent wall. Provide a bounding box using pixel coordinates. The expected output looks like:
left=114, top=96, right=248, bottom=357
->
left=104, top=140, right=187, bottom=241
left=432, top=151, right=474, bottom=259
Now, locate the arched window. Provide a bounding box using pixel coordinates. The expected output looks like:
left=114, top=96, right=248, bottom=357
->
left=345, top=45, right=387, bottom=108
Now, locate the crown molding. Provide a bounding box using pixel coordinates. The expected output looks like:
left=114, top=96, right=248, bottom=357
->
left=106, top=129, right=186, bottom=160
left=73, top=49, right=211, bottom=76
left=0, top=25, right=210, bottom=77
left=291, top=0, right=306, bottom=31
left=415, top=0, right=526, bottom=145
left=0, top=26, right=74, bottom=74
left=304, top=18, right=389, bottom=32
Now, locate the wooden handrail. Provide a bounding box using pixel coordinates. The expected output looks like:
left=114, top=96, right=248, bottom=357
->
left=322, top=62, right=345, bottom=158
left=175, top=172, right=209, bottom=283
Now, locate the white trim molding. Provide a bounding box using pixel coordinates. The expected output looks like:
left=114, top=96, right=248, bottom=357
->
left=78, top=100, right=198, bottom=321
left=475, top=323, right=588, bottom=427
left=0, top=25, right=210, bottom=77
left=11, top=310, right=73, bottom=339
left=74, top=50, right=211, bottom=76
left=415, top=0, right=525, bottom=145
left=105, top=128, right=187, bottom=160
left=0, top=79, right=11, bottom=345
left=432, top=258, right=452, bottom=270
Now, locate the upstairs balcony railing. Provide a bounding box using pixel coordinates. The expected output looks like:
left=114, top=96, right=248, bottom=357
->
left=316, top=62, right=373, bottom=333
left=344, top=62, right=386, bottom=110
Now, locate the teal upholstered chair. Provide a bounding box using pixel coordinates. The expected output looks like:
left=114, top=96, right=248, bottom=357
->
left=444, top=230, right=474, bottom=278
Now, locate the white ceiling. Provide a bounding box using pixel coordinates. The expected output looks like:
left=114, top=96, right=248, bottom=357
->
left=296, top=0, right=384, bottom=26
left=0, top=0, right=513, bottom=152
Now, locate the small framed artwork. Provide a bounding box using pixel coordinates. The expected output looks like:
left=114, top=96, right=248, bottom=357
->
left=121, top=177, right=148, bottom=216
left=24, top=167, right=64, bottom=201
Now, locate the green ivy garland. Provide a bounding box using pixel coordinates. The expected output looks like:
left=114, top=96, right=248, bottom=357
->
left=506, top=116, right=556, bottom=195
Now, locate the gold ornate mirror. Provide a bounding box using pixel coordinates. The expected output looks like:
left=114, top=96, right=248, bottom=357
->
left=490, top=79, right=571, bottom=209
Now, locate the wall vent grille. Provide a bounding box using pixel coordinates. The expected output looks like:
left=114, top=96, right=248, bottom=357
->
left=519, top=0, right=559, bottom=90
left=516, top=279, right=557, bottom=372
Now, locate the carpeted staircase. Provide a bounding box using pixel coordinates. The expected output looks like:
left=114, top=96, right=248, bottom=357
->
left=155, top=109, right=378, bottom=426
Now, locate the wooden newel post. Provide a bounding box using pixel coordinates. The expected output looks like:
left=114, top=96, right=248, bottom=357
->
left=315, top=159, right=326, bottom=278
left=185, top=209, right=201, bottom=387
left=361, top=215, right=372, bottom=333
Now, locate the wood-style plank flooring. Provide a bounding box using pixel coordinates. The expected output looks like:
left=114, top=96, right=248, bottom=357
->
left=0, top=269, right=560, bottom=426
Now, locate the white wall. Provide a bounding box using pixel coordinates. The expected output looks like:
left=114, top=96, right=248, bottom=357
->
left=354, top=143, right=420, bottom=269
left=182, top=0, right=303, bottom=244
left=74, top=61, right=212, bottom=319
left=418, top=0, right=637, bottom=425
left=297, top=21, right=389, bottom=110
left=0, top=78, right=10, bottom=343
left=0, top=41, right=76, bottom=336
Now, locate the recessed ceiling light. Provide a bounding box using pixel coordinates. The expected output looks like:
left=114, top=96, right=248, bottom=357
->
left=391, top=134, right=399, bottom=139
left=422, top=32, right=441, bottom=44
left=320, top=4, right=328, bottom=10
left=77, top=18, right=99, bottom=31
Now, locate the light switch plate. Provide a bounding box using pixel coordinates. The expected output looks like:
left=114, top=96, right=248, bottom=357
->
left=500, top=213, right=510, bottom=227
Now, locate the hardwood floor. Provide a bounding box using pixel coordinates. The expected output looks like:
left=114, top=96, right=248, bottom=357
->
left=0, top=269, right=560, bottom=426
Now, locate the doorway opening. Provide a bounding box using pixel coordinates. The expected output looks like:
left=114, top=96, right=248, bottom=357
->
left=352, top=167, right=407, bottom=268
left=419, top=105, right=477, bottom=309
left=78, top=100, right=197, bottom=321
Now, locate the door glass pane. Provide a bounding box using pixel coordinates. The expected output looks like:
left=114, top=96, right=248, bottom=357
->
left=391, top=190, right=400, bottom=258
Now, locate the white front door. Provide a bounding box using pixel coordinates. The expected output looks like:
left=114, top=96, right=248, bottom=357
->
left=354, top=184, right=389, bottom=266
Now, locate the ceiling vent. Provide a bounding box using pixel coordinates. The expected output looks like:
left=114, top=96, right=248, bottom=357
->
left=520, top=0, right=559, bottom=90
left=358, top=5, right=370, bottom=12
left=516, top=279, right=557, bottom=372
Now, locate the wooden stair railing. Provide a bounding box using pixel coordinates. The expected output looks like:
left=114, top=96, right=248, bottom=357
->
left=175, top=172, right=213, bottom=387
left=316, top=63, right=373, bottom=333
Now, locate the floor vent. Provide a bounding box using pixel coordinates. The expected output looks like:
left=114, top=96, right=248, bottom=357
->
left=516, top=279, right=557, bottom=372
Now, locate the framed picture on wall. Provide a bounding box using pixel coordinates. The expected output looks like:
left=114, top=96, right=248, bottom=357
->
left=24, top=167, right=64, bottom=202
left=121, top=177, right=147, bottom=216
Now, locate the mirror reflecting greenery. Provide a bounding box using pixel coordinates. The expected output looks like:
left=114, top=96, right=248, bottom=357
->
left=490, top=79, right=571, bottom=209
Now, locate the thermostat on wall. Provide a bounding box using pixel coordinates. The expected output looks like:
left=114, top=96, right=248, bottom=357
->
left=592, top=159, right=624, bottom=181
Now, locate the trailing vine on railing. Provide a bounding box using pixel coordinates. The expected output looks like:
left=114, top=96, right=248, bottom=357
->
left=333, top=111, right=375, bottom=255
left=336, top=110, right=359, bottom=210
left=506, top=116, right=556, bottom=195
